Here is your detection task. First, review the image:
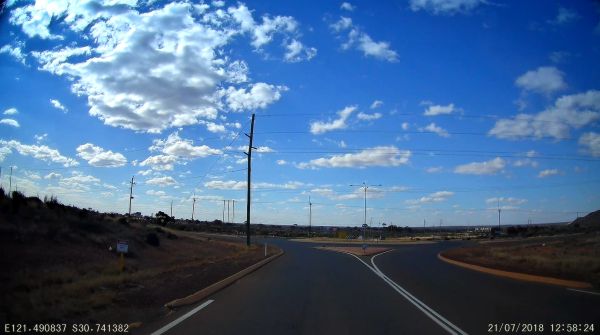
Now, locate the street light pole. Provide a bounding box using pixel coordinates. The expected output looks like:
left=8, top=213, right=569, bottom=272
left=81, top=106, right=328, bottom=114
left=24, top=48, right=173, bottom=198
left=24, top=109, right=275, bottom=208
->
left=350, top=182, right=382, bottom=228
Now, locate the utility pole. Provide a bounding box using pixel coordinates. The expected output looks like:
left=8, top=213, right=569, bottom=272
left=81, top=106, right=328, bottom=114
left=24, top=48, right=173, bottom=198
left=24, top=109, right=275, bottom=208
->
left=9, top=166, right=13, bottom=195
left=192, top=194, right=196, bottom=221
left=309, top=196, right=313, bottom=237
left=245, top=113, right=256, bottom=246
left=128, top=176, right=135, bottom=216
left=497, top=198, right=501, bottom=229
left=222, top=200, right=226, bottom=222
left=170, top=200, right=173, bottom=218
left=232, top=200, right=235, bottom=223
left=350, top=182, right=381, bottom=228
left=227, top=200, right=230, bottom=223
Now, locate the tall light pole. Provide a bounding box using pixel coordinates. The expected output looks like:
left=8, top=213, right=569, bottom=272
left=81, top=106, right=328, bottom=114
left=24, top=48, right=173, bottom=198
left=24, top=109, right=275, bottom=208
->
left=350, top=182, right=381, bottom=228
left=308, top=196, right=312, bottom=238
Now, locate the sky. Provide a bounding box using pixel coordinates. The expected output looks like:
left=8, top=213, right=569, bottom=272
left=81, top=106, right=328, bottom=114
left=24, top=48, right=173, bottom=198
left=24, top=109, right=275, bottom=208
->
left=1, top=0, right=599, bottom=227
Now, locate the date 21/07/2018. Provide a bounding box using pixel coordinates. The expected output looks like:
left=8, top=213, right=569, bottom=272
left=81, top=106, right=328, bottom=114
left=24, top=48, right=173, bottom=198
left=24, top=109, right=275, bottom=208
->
left=488, top=323, right=595, bottom=333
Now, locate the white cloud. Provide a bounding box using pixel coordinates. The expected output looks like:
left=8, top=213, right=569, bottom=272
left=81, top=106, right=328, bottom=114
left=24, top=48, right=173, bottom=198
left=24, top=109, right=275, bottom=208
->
left=224, top=82, right=288, bottom=112
left=14, top=2, right=309, bottom=133
left=150, top=132, right=222, bottom=159
left=401, top=122, right=410, bottom=130
left=515, top=66, right=566, bottom=95
left=421, top=122, right=449, bottom=137
left=340, top=2, right=356, bottom=11
left=406, top=191, right=454, bottom=205
left=76, top=143, right=127, bottom=167
left=425, top=166, right=443, bottom=173
left=3, top=108, right=18, bottom=115
left=330, top=17, right=398, bottom=62
left=310, top=106, right=356, bottom=134
left=298, top=146, right=411, bottom=169
left=34, top=133, right=48, bottom=143
left=423, top=103, right=457, bottom=116
left=0, top=140, right=78, bottom=167
left=284, top=39, right=317, bottom=63
left=0, top=119, right=20, bottom=127
left=50, top=99, right=68, bottom=113
left=205, top=180, right=247, bottom=190
left=146, top=176, right=177, bottom=186
left=538, top=169, right=560, bottom=178
left=486, top=197, right=527, bottom=206
left=579, top=132, right=600, bottom=157
left=489, top=90, right=600, bottom=140
left=146, top=190, right=166, bottom=196
left=357, top=112, right=382, bottom=121
left=513, top=159, right=539, bottom=168
left=549, top=7, right=578, bottom=25
left=44, top=172, right=62, bottom=180
left=454, top=157, right=505, bottom=175
left=409, top=0, right=488, bottom=15
left=0, top=43, right=26, bottom=64
left=139, top=155, right=178, bottom=171
left=59, top=171, right=101, bottom=191
left=276, top=159, right=287, bottom=165
left=370, top=100, right=383, bottom=109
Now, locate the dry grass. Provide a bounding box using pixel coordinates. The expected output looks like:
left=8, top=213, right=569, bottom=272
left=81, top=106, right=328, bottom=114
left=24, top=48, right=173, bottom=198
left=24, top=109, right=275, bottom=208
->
left=442, top=232, right=600, bottom=287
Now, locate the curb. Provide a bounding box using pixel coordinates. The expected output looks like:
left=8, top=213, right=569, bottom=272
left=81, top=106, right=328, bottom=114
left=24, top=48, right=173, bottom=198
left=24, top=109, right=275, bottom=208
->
left=164, top=249, right=284, bottom=309
left=438, top=253, right=593, bottom=289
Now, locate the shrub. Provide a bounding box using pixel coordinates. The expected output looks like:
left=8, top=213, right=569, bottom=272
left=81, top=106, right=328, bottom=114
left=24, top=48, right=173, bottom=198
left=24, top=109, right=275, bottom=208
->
left=146, top=232, right=160, bottom=247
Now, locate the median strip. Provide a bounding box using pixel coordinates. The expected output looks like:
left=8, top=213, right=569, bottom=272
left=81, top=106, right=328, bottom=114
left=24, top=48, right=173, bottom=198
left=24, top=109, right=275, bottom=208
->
left=438, top=253, right=593, bottom=289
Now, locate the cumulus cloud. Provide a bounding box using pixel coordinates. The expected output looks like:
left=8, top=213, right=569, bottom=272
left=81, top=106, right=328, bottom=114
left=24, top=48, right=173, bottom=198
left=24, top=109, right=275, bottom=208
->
left=298, top=146, right=411, bottom=169
left=0, top=119, right=20, bottom=127
left=538, top=169, right=560, bottom=178
left=150, top=132, right=222, bottom=158
left=515, top=66, right=566, bottom=95
left=284, top=39, right=317, bottom=63
left=0, top=139, right=78, bottom=167
left=310, top=106, right=356, bottom=134
left=146, top=176, right=177, bottom=186
left=0, top=43, right=26, bottom=64
left=423, top=103, right=458, bottom=116
left=330, top=17, right=398, bottom=62
left=370, top=100, right=383, bottom=109
left=224, top=83, right=288, bottom=112
left=44, top=172, right=62, bottom=180
left=357, top=112, right=382, bottom=121
left=405, top=191, right=454, bottom=205
left=11, top=2, right=310, bottom=133
left=139, top=155, right=178, bottom=171
left=50, top=99, right=68, bottom=113
left=76, top=143, right=127, bottom=167
left=454, top=157, right=505, bottom=175
left=341, top=2, right=356, bottom=11
left=489, top=90, right=600, bottom=140
left=3, top=108, right=18, bottom=115
left=409, top=0, right=488, bottom=15
left=579, top=132, right=600, bottom=157
left=421, top=122, right=449, bottom=137
left=425, top=166, right=443, bottom=173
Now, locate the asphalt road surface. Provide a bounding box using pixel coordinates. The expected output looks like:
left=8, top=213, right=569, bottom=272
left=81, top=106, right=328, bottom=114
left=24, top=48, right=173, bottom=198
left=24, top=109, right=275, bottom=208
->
left=142, top=239, right=600, bottom=335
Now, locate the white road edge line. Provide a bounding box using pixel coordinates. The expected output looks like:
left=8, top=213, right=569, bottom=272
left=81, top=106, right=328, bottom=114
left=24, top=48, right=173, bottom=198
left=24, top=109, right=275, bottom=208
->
left=567, top=288, right=600, bottom=296
left=344, top=251, right=467, bottom=335
left=150, top=299, right=214, bottom=335
left=371, top=252, right=468, bottom=335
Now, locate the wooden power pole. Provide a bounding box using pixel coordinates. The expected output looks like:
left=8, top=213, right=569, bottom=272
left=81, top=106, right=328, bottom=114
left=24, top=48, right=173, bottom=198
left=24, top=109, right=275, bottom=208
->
left=245, top=114, right=256, bottom=246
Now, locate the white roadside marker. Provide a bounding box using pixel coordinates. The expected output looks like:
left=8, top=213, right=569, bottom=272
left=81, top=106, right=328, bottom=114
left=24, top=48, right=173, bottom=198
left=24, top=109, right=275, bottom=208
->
left=150, top=300, right=214, bottom=335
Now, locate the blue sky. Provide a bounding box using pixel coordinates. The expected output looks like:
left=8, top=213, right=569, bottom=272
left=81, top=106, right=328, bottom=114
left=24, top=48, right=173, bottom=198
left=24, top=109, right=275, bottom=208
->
left=1, top=0, right=599, bottom=227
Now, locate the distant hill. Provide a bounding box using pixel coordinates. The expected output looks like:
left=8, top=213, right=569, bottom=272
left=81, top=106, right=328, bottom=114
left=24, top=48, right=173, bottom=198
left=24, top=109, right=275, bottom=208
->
left=570, top=210, right=600, bottom=228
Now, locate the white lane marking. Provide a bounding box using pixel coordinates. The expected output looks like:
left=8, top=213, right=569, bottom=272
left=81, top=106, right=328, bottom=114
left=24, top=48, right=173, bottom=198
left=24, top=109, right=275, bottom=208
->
left=150, top=300, right=214, bottom=335
left=344, top=251, right=468, bottom=335
left=567, top=288, right=600, bottom=296
left=371, top=252, right=468, bottom=335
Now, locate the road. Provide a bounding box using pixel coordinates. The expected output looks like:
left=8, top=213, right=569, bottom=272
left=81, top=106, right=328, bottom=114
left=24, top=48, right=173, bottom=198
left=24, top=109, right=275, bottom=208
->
left=142, top=239, right=600, bottom=335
